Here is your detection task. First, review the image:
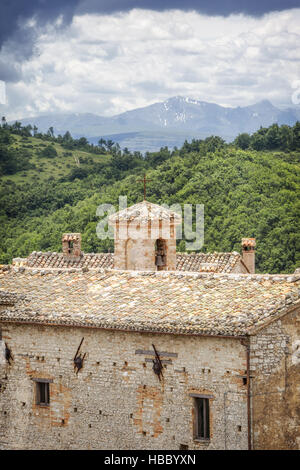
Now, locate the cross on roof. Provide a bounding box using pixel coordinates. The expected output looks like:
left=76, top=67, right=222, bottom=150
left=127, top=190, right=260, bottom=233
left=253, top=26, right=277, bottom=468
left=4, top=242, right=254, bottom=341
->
left=138, top=173, right=151, bottom=200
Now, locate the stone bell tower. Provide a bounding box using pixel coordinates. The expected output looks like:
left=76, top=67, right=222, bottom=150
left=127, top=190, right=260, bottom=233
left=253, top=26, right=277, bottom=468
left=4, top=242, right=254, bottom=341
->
left=109, top=201, right=181, bottom=271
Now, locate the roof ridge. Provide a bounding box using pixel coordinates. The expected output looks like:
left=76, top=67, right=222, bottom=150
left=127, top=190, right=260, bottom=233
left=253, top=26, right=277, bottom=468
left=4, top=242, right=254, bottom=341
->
left=3, top=266, right=300, bottom=282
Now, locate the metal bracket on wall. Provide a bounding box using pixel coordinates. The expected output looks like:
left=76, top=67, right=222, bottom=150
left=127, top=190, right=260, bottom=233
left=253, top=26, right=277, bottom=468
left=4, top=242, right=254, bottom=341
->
left=152, top=344, right=164, bottom=381
left=73, top=337, right=86, bottom=374
left=4, top=343, right=13, bottom=365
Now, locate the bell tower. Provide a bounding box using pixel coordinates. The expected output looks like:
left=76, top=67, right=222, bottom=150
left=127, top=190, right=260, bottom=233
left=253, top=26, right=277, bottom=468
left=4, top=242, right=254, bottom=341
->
left=109, top=201, right=181, bottom=271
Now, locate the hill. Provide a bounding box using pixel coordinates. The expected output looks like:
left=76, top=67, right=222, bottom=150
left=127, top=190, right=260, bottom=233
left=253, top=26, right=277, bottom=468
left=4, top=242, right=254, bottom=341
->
left=0, top=122, right=299, bottom=274
left=0, top=133, right=111, bottom=184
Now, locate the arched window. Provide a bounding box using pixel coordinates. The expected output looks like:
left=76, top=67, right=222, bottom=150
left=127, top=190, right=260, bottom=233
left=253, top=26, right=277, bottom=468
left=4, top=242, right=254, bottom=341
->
left=155, top=239, right=167, bottom=271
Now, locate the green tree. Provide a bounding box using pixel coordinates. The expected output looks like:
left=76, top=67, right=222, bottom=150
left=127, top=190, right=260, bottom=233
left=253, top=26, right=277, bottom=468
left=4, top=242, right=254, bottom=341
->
left=279, top=125, right=293, bottom=150
left=251, top=133, right=266, bottom=150
left=234, top=133, right=251, bottom=150
left=265, top=124, right=281, bottom=149
left=291, top=121, right=300, bottom=150
left=40, top=145, right=58, bottom=158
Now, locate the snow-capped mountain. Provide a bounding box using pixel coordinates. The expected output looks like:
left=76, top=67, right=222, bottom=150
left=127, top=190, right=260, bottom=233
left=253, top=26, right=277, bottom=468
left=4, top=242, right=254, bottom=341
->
left=16, top=96, right=300, bottom=152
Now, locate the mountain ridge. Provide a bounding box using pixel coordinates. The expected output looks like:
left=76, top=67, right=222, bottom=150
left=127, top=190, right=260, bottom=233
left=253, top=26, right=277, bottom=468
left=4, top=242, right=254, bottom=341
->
left=13, top=96, right=300, bottom=152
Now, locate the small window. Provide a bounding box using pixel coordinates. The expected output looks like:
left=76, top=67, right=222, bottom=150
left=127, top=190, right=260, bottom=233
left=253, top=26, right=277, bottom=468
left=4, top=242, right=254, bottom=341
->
left=36, top=381, right=50, bottom=406
left=195, top=397, right=210, bottom=440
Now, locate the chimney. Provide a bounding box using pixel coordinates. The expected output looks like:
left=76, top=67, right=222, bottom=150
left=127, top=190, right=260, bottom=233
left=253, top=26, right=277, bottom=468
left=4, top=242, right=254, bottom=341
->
left=241, top=238, right=256, bottom=274
left=62, top=233, right=82, bottom=259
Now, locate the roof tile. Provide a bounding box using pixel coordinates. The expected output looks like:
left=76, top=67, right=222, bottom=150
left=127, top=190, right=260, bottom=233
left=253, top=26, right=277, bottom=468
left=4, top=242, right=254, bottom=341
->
left=0, top=268, right=299, bottom=337
left=17, top=251, right=243, bottom=273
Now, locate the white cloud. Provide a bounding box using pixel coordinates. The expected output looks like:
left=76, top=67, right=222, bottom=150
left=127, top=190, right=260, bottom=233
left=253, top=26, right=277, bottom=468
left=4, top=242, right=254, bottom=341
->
left=2, top=7, right=300, bottom=119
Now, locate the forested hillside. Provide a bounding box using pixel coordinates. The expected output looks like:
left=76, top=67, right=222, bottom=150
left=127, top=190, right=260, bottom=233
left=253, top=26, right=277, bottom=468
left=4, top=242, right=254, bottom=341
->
left=0, top=120, right=299, bottom=273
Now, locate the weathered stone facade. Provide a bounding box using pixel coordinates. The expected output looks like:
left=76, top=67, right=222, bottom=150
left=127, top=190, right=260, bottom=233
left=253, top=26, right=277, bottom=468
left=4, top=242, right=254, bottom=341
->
left=0, top=323, right=249, bottom=450
left=0, top=305, right=299, bottom=450
left=250, top=307, right=300, bottom=450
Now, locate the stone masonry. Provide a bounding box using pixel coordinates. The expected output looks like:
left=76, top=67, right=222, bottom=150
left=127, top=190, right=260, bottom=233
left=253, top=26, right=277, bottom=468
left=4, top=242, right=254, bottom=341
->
left=0, top=323, right=249, bottom=450
left=249, top=307, right=300, bottom=450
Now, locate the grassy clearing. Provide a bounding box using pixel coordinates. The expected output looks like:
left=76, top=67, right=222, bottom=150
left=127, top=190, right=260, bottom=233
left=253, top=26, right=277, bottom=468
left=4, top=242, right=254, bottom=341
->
left=2, top=134, right=111, bottom=183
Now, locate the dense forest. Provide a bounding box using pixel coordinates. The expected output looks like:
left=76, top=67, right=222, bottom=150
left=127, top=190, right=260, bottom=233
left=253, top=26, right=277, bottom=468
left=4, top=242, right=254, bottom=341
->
left=0, top=118, right=299, bottom=273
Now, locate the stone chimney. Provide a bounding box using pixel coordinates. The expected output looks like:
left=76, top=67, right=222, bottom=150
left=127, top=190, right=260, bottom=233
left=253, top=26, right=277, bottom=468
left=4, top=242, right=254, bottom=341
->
left=241, top=238, right=256, bottom=274
left=62, top=233, right=82, bottom=260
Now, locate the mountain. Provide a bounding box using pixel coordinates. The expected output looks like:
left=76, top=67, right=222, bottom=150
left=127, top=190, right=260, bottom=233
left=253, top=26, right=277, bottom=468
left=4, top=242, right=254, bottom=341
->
left=15, top=97, right=300, bottom=152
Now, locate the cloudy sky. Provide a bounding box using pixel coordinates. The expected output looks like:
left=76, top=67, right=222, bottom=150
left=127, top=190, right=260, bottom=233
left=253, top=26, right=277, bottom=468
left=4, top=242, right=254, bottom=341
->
left=1, top=0, right=300, bottom=119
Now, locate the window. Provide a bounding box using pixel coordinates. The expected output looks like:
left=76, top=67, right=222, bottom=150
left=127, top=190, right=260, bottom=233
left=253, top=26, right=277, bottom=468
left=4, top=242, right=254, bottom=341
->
left=195, top=397, right=210, bottom=440
left=190, top=395, right=211, bottom=440
left=35, top=379, right=51, bottom=406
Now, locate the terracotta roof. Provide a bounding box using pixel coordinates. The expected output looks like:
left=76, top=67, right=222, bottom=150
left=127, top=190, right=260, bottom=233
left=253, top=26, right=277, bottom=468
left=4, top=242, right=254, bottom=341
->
left=0, top=267, right=299, bottom=337
left=13, top=251, right=245, bottom=273
left=20, top=252, right=114, bottom=270
left=109, top=200, right=182, bottom=224
left=176, top=252, right=243, bottom=273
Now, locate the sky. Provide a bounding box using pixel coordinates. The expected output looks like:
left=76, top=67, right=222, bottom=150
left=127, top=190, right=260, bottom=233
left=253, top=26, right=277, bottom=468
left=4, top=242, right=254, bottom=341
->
left=0, top=0, right=300, bottom=119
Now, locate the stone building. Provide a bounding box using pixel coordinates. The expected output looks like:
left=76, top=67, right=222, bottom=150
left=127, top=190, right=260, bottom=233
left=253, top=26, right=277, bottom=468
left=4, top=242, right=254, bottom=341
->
left=0, top=200, right=299, bottom=450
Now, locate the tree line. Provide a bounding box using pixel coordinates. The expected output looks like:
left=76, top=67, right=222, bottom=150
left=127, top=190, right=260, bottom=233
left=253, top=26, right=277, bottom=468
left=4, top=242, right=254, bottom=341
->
left=233, top=122, right=300, bottom=151
left=0, top=119, right=299, bottom=273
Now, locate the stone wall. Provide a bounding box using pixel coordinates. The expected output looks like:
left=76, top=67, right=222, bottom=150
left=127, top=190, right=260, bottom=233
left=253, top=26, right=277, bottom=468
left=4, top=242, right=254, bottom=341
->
left=0, top=323, right=248, bottom=450
left=250, top=307, right=300, bottom=450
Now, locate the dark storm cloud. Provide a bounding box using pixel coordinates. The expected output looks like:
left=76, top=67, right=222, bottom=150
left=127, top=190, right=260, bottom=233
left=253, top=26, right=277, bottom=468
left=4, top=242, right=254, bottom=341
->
left=77, top=0, right=300, bottom=16
left=1, top=0, right=299, bottom=50
left=0, top=0, right=81, bottom=82
left=0, top=0, right=81, bottom=50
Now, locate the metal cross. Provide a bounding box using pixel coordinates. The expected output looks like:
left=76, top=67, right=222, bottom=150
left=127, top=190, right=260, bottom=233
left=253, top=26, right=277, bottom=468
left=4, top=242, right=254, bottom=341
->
left=138, top=173, right=151, bottom=200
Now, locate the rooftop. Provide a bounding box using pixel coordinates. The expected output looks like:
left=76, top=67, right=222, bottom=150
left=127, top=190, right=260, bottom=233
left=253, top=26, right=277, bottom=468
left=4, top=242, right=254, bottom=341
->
left=0, top=267, right=299, bottom=337
left=13, top=251, right=245, bottom=273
